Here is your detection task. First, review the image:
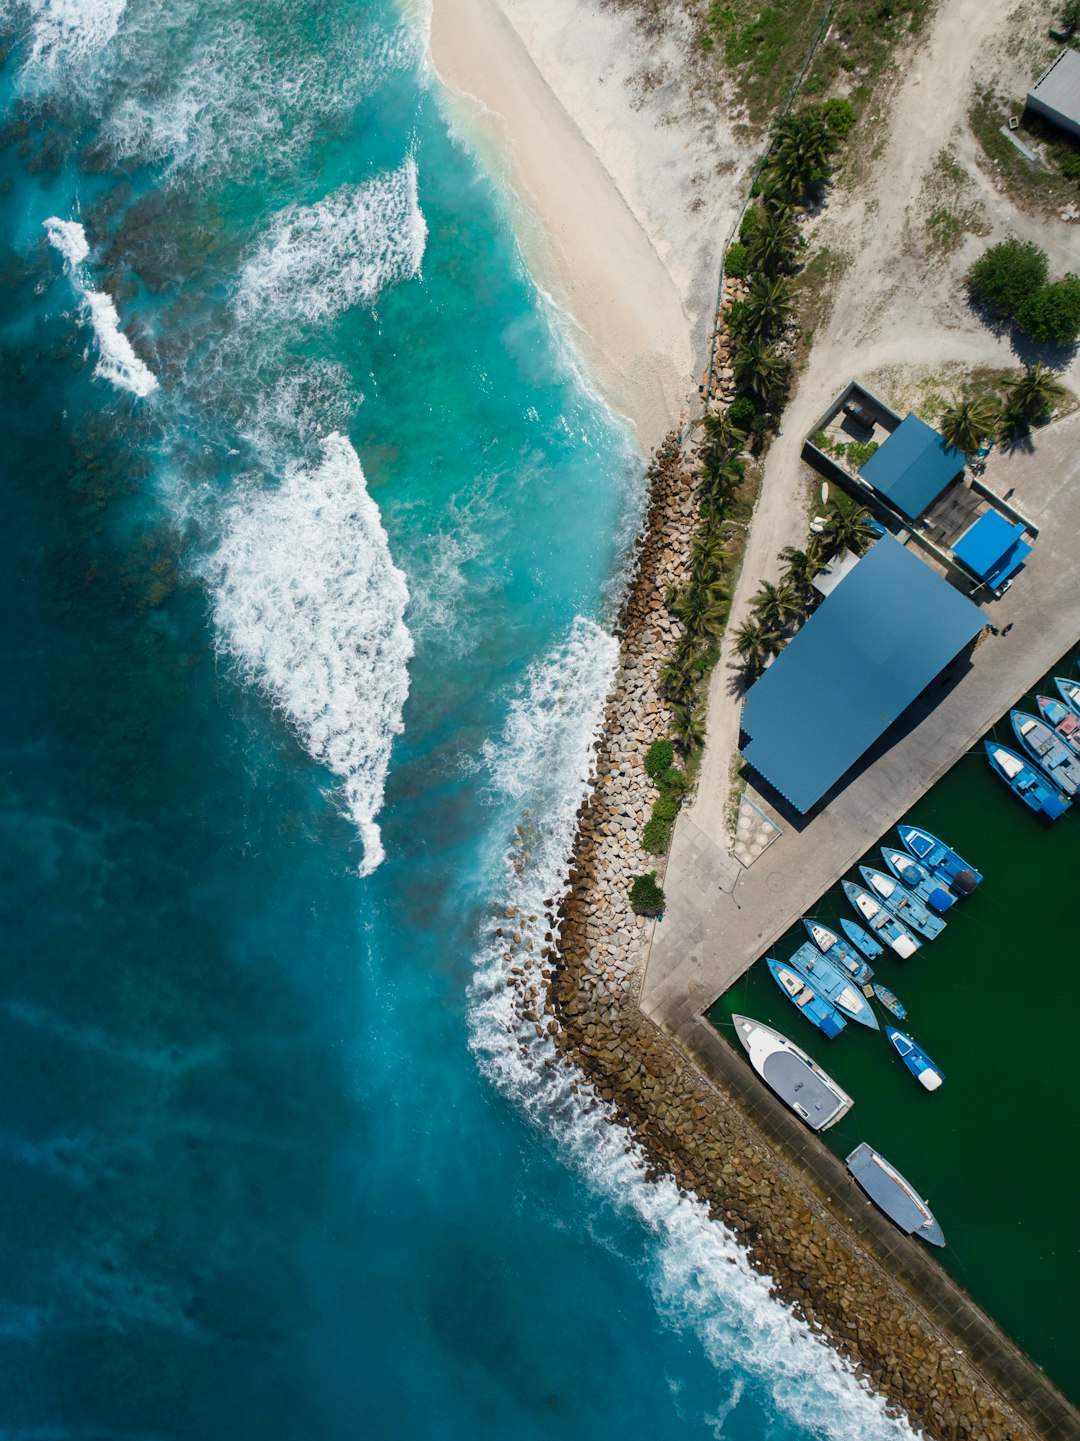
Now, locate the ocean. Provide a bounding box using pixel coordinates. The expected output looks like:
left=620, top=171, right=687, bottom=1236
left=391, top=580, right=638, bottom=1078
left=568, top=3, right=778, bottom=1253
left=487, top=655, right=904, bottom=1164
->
left=0, top=2, right=917, bottom=1436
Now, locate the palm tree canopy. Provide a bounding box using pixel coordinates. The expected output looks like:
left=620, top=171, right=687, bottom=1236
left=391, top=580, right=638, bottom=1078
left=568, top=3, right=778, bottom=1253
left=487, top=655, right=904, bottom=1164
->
left=940, top=397, right=1000, bottom=456
left=733, top=341, right=791, bottom=408
left=746, top=210, right=803, bottom=278
left=741, top=274, right=794, bottom=340
left=751, top=579, right=801, bottom=627
left=820, top=502, right=877, bottom=558
left=778, top=544, right=822, bottom=594
left=1004, top=364, right=1066, bottom=424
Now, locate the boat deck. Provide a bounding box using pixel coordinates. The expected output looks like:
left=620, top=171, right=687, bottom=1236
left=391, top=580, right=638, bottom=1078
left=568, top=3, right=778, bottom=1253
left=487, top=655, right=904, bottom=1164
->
left=761, top=1049, right=842, bottom=1126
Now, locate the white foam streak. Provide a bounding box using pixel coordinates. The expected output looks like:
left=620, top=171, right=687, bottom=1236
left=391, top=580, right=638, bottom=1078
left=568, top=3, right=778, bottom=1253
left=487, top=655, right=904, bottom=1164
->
left=44, top=217, right=158, bottom=398
left=209, top=433, right=412, bottom=876
left=470, top=624, right=919, bottom=1440
left=237, top=160, right=427, bottom=327
left=11, top=0, right=125, bottom=73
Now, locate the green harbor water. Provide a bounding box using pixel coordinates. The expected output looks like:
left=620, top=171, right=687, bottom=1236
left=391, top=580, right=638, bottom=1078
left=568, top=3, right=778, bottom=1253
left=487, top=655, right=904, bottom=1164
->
left=708, top=642, right=1080, bottom=1403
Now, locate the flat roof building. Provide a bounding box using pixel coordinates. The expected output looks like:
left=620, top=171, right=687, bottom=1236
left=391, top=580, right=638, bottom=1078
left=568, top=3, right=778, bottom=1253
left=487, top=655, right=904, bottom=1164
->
left=740, top=535, right=986, bottom=813
left=952, top=510, right=1033, bottom=591
left=1027, top=48, right=1080, bottom=140
left=858, top=413, right=967, bottom=520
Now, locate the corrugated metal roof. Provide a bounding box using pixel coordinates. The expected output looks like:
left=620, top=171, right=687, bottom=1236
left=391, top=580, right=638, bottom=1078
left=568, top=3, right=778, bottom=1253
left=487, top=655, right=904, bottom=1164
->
left=1028, top=47, right=1080, bottom=128
left=858, top=413, right=966, bottom=520
left=740, top=536, right=985, bottom=812
left=953, top=510, right=1032, bottom=588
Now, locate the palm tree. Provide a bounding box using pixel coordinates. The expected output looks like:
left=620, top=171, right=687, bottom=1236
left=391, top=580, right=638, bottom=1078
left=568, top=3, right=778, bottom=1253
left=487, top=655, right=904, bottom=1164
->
left=701, top=408, right=748, bottom=459
left=746, top=209, right=803, bottom=278
left=820, top=502, right=877, bottom=559
left=671, top=702, right=707, bottom=753
left=671, top=580, right=729, bottom=643
left=1003, top=364, right=1066, bottom=426
left=766, top=110, right=835, bottom=201
left=751, top=578, right=802, bottom=629
left=689, top=532, right=728, bottom=584
left=939, top=396, right=1001, bottom=456
left=732, top=617, right=781, bottom=677
left=699, top=455, right=743, bottom=515
left=740, top=274, right=794, bottom=341
left=778, top=543, right=822, bottom=599
left=658, top=655, right=695, bottom=704
left=734, top=340, right=791, bottom=409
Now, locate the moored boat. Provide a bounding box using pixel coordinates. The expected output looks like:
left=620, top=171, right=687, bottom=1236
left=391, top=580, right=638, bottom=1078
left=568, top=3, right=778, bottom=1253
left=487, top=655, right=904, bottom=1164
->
left=840, top=917, right=884, bottom=961
left=785, top=942, right=879, bottom=1029
left=1036, top=694, right=1080, bottom=756
left=733, top=1015, right=854, bottom=1130
left=886, top=1026, right=945, bottom=1091
left=984, top=741, right=1071, bottom=819
left=880, top=846, right=955, bottom=914
left=802, top=919, right=872, bottom=985
left=766, top=959, right=846, bottom=1039
left=859, top=866, right=946, bottom=940
left=1011, top=710, right=1080, bottom=795
left=897, top=825, right=982, bottom=893
left=846, top=1142, right=945, bottom=1246
left=1054, top=675, right=1080, bottom=715
left=841, top=880, right=921, bottom=959
left=872, top=983, right=907, bottom=1020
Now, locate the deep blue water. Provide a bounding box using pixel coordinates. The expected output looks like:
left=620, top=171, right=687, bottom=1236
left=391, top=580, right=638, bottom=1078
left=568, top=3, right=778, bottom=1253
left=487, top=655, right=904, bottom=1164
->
left=0, top=3, right=917, bottom=1437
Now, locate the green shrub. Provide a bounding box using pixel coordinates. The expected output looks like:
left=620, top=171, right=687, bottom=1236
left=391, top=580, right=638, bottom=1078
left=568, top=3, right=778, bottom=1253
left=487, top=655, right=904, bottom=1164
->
left=968, top=238, right=1049, bottom=319
left=738, top=207, right=761, bottom=246
left=1016, top=276, right=1080, bottom=345
left=644, top=738, right=674, bottom=779
left=1062, top=152, right=1080, bottom=181
left=641, top=816, right=673, bottom=854
left=657, top=766, right=687, bottom=796
left=822, top=98, right=857, bottom=136
left=725, top=241, right=750, bottom=279
left=629, top=872, right=666, bottom=915
left=726, top=395, right=758, bottom=429
left=652, top=792, right=680, bottom=824
left=845, top=439, right=879, bottom=468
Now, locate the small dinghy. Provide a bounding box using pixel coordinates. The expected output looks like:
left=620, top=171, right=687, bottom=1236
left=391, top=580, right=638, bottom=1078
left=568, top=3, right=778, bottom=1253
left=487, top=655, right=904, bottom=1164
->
left=803, top=919, right=872, bottom=985
left=1011, top=710, right=1080, bottom=795
left=1035, top=695, right=1080, bottom=756
left=886, top=1026, right=945, bottom=1091
left=841, top=881, right=921, bottom=959
left=985, top=741, right=1071, bottom=819
left=872, top=983, right=907, bottom=1021
left=860, top=867, right=946, bottom=940
left=846, top=1143, right=945, bottom=1246
left=767, top=959, right=846, bottom=1039
left=733, top=1015, right=853, bottom=1130
left=785, top=942, right=879, bottom=1030
left=880, top=846, right=955, bottom=914
left=840, top=917, right=884, bottom=961
left=897, top=826, right=982, bottom=893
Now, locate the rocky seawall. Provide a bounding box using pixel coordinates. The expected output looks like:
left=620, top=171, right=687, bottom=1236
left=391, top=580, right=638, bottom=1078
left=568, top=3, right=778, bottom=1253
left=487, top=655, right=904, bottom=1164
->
left=543, top=437, right=1045, bottom=1441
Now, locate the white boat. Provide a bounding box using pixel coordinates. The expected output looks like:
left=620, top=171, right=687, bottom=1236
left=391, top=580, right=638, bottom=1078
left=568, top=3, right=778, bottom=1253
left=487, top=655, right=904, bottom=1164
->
left=733, top=1015, right=853, bottom=1130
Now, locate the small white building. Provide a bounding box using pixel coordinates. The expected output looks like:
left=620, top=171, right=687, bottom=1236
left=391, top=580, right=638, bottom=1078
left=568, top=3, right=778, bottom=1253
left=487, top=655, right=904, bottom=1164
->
left=1027, top=48, right=1080, bottom=140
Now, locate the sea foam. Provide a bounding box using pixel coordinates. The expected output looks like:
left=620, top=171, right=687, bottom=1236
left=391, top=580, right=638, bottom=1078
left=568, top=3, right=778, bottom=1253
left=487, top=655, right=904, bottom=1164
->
left=209, top=433, right=412, bottom=876
left=44, top=216, right=158, bottom=398
left=471, top=621, right=919, bottom=1440
left=7, top=0, right=126, bottom=74
left=236, top=159, right=427, bottom=327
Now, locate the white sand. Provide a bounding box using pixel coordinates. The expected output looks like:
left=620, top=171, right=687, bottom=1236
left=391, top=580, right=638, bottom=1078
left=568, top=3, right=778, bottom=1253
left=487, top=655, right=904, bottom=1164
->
left=427, top=0, right=750, bottom=451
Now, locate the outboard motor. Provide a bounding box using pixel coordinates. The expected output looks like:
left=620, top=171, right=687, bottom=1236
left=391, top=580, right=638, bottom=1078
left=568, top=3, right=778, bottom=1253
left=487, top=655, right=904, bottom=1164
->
left=951, top=868, right=977, bottom=896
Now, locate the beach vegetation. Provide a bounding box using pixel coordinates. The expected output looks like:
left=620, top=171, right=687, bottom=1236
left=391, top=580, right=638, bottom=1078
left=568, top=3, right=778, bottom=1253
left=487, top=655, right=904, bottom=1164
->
left=644, top=738, right=675, bottom=779
left=820, top=499, right=877, bottom=558
left=750, top=578, right=801, bottom=628
left=741, top=274, right=794, bottom=340
left=968, top=238, right=1049, bottom=321
left=732, top=617, right=780, bottom=677
left=764, top=107, right=837, bottom=203
left=822, top=97, right=856, bottom=136
left=629, top=872, right=665, bottom=916
left=657, top=766, right=687, bottom=796
left=778, top=543, right=822, bottom=599
left=1016, top=276, right=1080, bottom=347
left=1003, top=364, right=1067, bottom=426
left=642, top=816, right=673, bottom=854
left=671, top=702, right=708, bottom=752
left=725, top=241, right=750, bottom=279
left=746, top=208, right=803, bottom=278
left=939, top=396, right=1001, bottom=455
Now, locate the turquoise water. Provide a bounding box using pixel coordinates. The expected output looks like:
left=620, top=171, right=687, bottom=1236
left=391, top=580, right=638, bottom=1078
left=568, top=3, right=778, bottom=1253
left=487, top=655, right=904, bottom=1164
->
left=710, top=644, right=1080, bottom=1401
left=0, top=2, right=919, bottom=1436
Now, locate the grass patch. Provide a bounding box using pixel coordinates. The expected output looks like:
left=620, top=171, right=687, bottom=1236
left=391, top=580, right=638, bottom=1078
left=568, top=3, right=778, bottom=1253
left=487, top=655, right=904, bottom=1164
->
left=699, top=0, right=827, bottom=123
left=790, top=245, right=851, bottom=372
left=970, top=87, right=1080, bottom=219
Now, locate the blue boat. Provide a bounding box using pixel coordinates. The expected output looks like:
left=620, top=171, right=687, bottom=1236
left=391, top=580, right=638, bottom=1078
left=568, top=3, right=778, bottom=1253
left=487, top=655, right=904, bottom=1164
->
left=803, top=919, right=873, bottom=985
left=880, top=846, right=955, bottom=914
left=859, top=867, right=946, bottom=940
left=1011, top=711, right=1080, bottom=795
left=767, top=959, right=846, bottom=1039
left=984, top=741, right=1071, bottom=819
left=842, top=880, right=921, bottom=958
left=897, top=825, right=982, bottom=893
left=1053, top=675, right=1080, bottom=715
left=872, top=983, right=907, bottom=1021
left=886, top=1026, right=945, bottom=1091
left=840, top=917, right=884, bottom=962
left=1036, top=695, right=1080, bottom=756
left=785, top=942, right=879, bottom=1029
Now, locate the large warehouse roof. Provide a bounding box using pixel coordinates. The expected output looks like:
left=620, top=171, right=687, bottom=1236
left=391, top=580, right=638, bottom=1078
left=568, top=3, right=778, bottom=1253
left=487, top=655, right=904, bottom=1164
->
left=1027, top=48, right=1080, bottom=139
left=740, top=536, right=985, bottom=812
left=858, top=413, right=967, bottom=520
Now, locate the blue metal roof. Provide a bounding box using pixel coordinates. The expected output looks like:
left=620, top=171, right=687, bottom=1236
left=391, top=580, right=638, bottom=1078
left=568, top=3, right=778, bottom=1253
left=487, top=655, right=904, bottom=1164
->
left=859, top=414, right=967, bottom=519
left=741, top=536, right=985, bottom=812
left=953, top=510, right=1032, bottom=589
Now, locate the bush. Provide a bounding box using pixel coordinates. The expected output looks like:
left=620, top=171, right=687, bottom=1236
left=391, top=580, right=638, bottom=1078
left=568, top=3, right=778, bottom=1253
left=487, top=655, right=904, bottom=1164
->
left=644, top=738, right=674, bottom=779
left=652, top=792, right=680, bottom=824
left=629, top=872, right=665, bottom=915
left=738, top=207, right=761, bottom=246
left=641, top=816, right=673, bottom=854
left=725, top=241, right=749, bottom=279
left=822, top=98, right=857, bottom=136
left=845, top=439, right=879, bottom=468
left=1062, top=152, right=1080, bottom=182
left=1016, top=275, right=1080, bottom=345
left=726, top=395, right=758, bottom=429
left=968, top=238, right=1049, bottom=319
left=657, top=766, right=687, bottom=796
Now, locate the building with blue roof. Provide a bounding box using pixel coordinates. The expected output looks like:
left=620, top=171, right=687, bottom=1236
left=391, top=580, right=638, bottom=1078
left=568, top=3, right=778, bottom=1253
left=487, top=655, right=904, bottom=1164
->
left=740, top=535, right=986, bottom=813
left=858, top=413, right=967, bottom=520
left=952, top=510, right=1032, bottom=592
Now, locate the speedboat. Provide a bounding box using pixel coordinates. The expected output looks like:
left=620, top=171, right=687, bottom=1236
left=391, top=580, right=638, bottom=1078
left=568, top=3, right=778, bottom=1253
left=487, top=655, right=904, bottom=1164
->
left=784, top=942, right=879, bottom=1029
left=841, top=880, right=921, bottom=959
left=985, top=741, right=1071, bottom=819
left=733, top=1015, right=853, bottom=1130
left=872, top=983, right=907, bottom=1020
left=766, top=959, right=846, bottom=1039
left=1035, top=695, right=1080, bottom=756
left=897, top=825, right=982, bottom=893
left=885, top=1026, right=944, bottom=1091
left=846, top=1143, right=945, bottom=1246
left=802, top=919, right=872, bottom=985
left=1011, top=711, right=1080, bottom=795
left=840, top=917, right=884, bottom=961
left=859, top=867, right=946, bottom=940
left=880, top=846, right=955, bottom=914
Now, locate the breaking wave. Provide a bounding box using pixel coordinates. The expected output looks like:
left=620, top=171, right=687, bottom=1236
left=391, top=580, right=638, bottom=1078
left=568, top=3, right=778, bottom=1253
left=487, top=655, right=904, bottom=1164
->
left=4, top=0, right=126, bottom=76
left=470, top=622, right=919, bottom=1440
left=236, top=159, right=427, bottom=327
left=209, top=433, right=412, bottom=875
left=44, top=216, right=158, bottom=398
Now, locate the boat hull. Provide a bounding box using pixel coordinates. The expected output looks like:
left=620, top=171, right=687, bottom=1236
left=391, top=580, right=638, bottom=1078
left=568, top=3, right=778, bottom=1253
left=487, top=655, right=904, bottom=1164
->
left=985, top=741, right=1071, bottom=820
left=885, top=1025, right=945, bottom=1091
left=733, top=1015, right=853, bottom=1130
left=766, top=960, right=846, bottom=1039
left=846, top=1143, right=945, bottom=1246
left=860, top=866, right=946, bottom=940
left=1011, top=710, right=1080, bottom=796
left=786, top=942, right=879, bottom=1029
left=880, top=846, right=955, bottom=914
left=802, top=919, right=872, bottom=985
left=841, top=881, right=921, bottom=958
left=898, top=826, right=982, bottom=893
left=840, top=918, right=884, bottom=961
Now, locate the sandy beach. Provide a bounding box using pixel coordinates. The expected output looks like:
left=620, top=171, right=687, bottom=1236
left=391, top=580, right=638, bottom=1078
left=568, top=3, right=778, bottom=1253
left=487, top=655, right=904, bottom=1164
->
left=428, top=0, right=749, bottom=451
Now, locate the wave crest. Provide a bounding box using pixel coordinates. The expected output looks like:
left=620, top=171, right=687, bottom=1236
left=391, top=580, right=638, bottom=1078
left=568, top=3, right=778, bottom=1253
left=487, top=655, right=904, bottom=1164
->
left=5, top=0, right=126, bottom=76
left=209, top=433, right=412, bottom=875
